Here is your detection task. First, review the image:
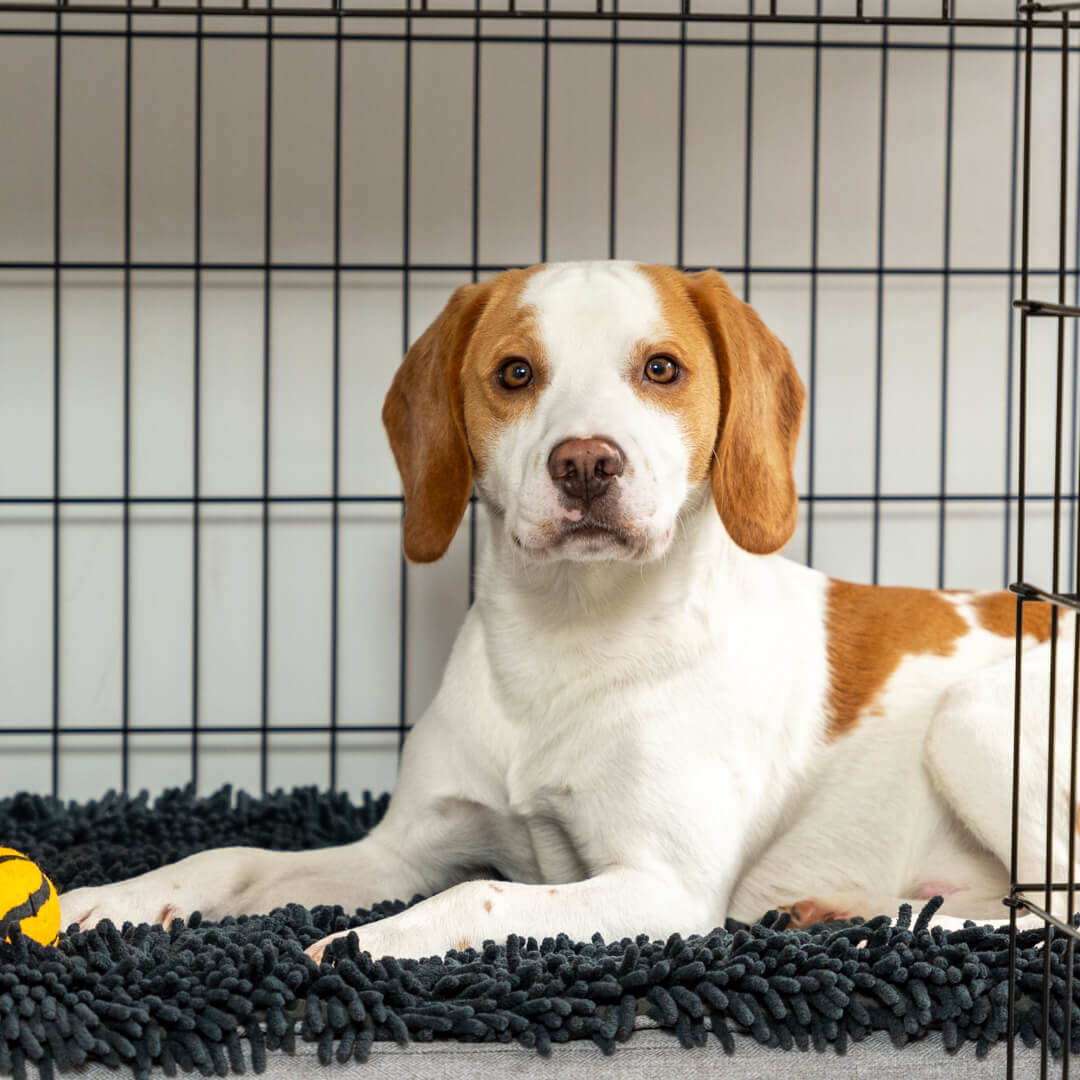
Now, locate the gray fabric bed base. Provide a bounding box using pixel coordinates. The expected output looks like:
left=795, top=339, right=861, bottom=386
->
left=61, top=1020, right=1054, bottom=1079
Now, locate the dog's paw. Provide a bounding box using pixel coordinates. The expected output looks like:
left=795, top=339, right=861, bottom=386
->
left=59, top=880, right=189, bottom=933
left=306, top=926, right=416, bottom=965
left=305, top=923, right=456, bottom=965
left=780, top=898, right=856, bottom=929
left=306, top=929, right=349, bottom=965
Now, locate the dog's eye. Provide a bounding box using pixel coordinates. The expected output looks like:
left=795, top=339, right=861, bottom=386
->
left=498, top=358, right=533, bottom=390
left=644, top=356, right=679, bottom=384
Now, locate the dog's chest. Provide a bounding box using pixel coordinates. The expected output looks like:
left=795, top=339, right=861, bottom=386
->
left=500, top=732, right=619, bottom=883
left=503, top=784, right=590, bottom=884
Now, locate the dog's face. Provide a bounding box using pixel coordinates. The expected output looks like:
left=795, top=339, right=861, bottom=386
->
left=383, top=262, right=804, bottom=565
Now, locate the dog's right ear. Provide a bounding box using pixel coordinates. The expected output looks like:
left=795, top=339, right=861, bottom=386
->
left=382, top=282, right=492, bottom=563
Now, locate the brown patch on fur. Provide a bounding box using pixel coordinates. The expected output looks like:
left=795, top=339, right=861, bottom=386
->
left=456, top=938, right=471, bottom=952
left=483, top=899, right=493, bottom=913
left=826, top=579, right=968, bottom=739
left=631, top=266, right=721, bottom=487
left=489, top=883, right=504, bottom=893
left=660, top=267, right=804, bottom=556
left=382, top=267, right=543, bottom=563
left=548, top=888, right=558, bottom=895
left=462, top=268, right=548, bottom=466
left=974, top=591, right=1056, bottom=642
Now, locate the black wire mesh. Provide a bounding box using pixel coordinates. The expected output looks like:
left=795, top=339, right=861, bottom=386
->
left=1008, top=7, right=1080, bottom=1077
left=0, top=2, right=1077, bottom=1070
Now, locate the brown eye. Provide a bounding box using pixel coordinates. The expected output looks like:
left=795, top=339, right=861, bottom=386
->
left=644, top=355, right=679, bottom=384
left=498, top=358, right=533, bottom=390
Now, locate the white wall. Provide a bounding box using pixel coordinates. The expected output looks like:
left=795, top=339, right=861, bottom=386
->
left=0, top=0, right=1076, bottom=801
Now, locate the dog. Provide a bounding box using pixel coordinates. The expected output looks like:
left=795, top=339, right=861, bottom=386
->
left=60, top=261, right=1071, bottom=963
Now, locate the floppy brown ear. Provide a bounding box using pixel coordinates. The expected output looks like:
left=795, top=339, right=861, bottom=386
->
left=382, top=282, right=491, bottom=563
left=684, top=270, right=805, bottom=556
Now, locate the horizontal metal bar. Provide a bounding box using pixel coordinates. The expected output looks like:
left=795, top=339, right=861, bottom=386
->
left=0, top=3, right=1060, bottom=29
left=0, top=723, right=411, bottom=735
left=1014, top=297, right=1080, bottom=317
left=1014, top=882, right=1080, bottom=892
left=2, top=25, right=1078, bottom=50
left=2, top=260, right=1076, bottom=277
left=1006, top=894, right=1080, bottom=944
left=0, top=494, right=403, bottom=505
left=1019, top=2, right=1080, bottom=12
left=1, top=492, right=1078, bottom=507
left=1010, top=581, right=1080, bottom=614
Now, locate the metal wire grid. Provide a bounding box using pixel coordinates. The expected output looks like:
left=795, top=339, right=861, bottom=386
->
left=1008, top=6, right=1080, bottom=1078
left=0, top=3, right=1066, bottom=793
left=0, top=0, right=1075, bottom=970
left=0, top=2, right=1069, bottom=795
left=0, top=0, right=1074, bottom=1066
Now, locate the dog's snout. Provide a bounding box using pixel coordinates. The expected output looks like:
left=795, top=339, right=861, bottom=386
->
left=547, top=437, right=625, bottom=505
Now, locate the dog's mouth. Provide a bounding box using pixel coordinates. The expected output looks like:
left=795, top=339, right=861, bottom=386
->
left=511, top=522, right=630, bottom=556
left=557, top=519, right=630, bottom=546
left=509, top=514, right=655, bottom=561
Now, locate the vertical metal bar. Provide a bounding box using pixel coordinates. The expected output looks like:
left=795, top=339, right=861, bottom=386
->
left=540, top=0, right=549, bottom=263
left=121, top=1, right=133, bottom=796
left=608, top=0, right=618, bottom=260
left=1005, top=22, right=1021, bottom=589
left=743, top=0, right=754, bottom=302
left=260, top=1, right=274, bottom=796
left=191, top=5, right=203, bottom=790
left=1072, top=39, right=1080, bottom=592
left=1008, top=17, right=1035, bottom=1080
left=1070, top=594, right=1080, bottom=1071
left=50, top=6, right=62, bottom=800
left=399, top=7, right=413, bottom=756
left=806, top=0, right=821, bottom=568
left=1043, top=19, right=1070, bottom=1077
left=675, top=0, right=686, bottom=269
left=1069, top=23, right=1080, bottom=1040
left=468, top=8, right=481, bottom=606
left=872, top=2, right=888, bottom=585
left=329, top=0, right=343, bottom=792
left=937, top=22, right=955, bottom=590
left=1070, top=48, right=1080, bottom=1064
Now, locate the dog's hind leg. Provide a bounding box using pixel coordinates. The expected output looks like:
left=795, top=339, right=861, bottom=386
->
left=924, top=639, right=1080, bottom=927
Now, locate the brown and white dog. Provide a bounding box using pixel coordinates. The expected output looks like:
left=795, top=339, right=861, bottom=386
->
left=60, top=262, right=1068, bottom=962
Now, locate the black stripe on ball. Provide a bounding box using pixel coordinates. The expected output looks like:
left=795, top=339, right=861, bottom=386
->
left=1, top=873, right=51, bottom=938
left=0, top=854, right=29, bottom=868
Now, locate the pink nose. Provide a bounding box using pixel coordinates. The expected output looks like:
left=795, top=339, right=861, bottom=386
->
left=547, top=437, right=625, bottom=506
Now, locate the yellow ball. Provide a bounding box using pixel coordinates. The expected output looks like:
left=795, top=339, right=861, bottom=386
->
left=0, top=847, right=60, bottom=947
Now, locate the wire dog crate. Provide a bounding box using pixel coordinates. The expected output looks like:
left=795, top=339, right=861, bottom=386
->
left=1009, top=6, right=1080, bottom=1078
left=0, top=0, right=1078, bottom=1072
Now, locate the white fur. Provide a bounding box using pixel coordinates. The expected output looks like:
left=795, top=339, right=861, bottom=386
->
left=59, top=262, right=1067, bottom=960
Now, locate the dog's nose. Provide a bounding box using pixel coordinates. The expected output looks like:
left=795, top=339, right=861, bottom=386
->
left=547, top=437, right=625, bottom=505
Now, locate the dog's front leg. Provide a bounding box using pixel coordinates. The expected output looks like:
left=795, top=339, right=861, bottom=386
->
left=60, top=694, right=509, bottom=933
left=58, top=793, right=497, bottom=933
left=59, top=830, right=426, bottom=932
left=306, top=868, right=712, bottom=962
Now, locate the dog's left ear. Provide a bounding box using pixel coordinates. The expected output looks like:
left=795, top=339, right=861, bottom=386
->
left=383, top=281, right=492, bottom=563
left=684, top=269, right=805, bottom=556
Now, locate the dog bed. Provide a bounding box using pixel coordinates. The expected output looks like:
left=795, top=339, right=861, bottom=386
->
left=0, top=785, right=1074, bottom=1080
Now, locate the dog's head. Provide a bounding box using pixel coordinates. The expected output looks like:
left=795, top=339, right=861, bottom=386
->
left=383, top=262, right=804, bottom=564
